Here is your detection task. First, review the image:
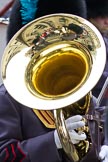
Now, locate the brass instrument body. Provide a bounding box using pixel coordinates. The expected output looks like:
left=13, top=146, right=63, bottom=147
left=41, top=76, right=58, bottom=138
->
left=1, top=14, right=106, bottom=162
left=54, top=92, right=91, bottom=161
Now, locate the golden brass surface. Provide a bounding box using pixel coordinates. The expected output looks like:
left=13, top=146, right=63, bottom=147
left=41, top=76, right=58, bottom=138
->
left=1, top=14, right=106, bottom=109
left=26, top=41, right=91, bottom=99
left=54, top=93, right=91, bottom=162
left=1, top=14, right=106, bottom=162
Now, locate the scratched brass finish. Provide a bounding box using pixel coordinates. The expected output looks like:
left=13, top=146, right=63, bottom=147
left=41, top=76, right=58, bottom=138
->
left=1, top=14, right=106, bottom=162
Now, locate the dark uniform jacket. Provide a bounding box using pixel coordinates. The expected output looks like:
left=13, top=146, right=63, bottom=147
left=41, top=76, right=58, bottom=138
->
left=0, top=84, right=61, bottom=162
left=0, top=84, right=106, bottom=162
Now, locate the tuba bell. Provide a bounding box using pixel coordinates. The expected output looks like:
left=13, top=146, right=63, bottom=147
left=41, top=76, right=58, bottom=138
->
left=1, top=14, right=106, bottom=161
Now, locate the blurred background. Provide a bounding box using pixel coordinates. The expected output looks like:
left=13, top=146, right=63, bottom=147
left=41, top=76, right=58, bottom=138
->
left=0, top=0, right=14, bottom=84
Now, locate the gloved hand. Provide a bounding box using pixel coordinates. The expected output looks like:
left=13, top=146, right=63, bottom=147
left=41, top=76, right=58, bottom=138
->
left=99, top=145, right=108, bottom=162
left=54, top=115, right=86, bottom=149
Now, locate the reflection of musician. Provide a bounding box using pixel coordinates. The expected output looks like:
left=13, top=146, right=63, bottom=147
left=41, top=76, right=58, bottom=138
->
left=7, top=0, right=87, bottom=42
left=0, top=0, right=107, bottom=162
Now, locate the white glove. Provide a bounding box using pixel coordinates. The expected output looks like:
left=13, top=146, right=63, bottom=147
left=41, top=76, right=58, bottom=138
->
left=54, top=115, right=86, bottom=149
left=99, top=145, right=108, bottom=162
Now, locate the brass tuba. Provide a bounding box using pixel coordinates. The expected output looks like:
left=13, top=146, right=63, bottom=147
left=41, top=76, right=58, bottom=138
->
left=1, top=14, right=106, bottom=161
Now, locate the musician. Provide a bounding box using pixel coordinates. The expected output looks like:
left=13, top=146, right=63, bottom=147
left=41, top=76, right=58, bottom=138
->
left=0, top=0, right=108, bottom=162
left=86, top=0, right=108, bottom=99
